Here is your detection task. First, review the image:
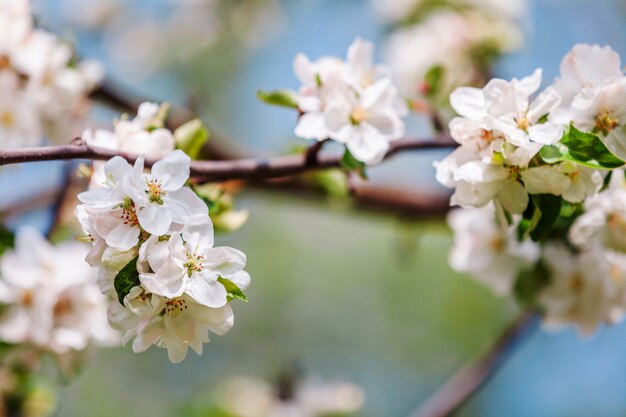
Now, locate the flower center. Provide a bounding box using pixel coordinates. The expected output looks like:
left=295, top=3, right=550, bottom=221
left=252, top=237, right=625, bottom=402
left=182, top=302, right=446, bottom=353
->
left=594, top=110, right=619, bottom=135
left=20, top=290, right=33, bottom=307
left=120, top=199, right=139, bottom=226
left=0, top=55, right=10, bottom=70
left=53, top=296, right=73, bottom=318
left=515, top=113, right=529, bottom=132
left=146, top=178, right=164, bottom=204
left=164, top=298, right=188, bottom=317
left=569, top=274, right=585, bottom=293
left=0, top=110, right=14, bottom=128
left=184, top=253, right=205, bottom=277
left=489, top=235, right=505, bottom=252
left=350, top=107, right=367, bottom=125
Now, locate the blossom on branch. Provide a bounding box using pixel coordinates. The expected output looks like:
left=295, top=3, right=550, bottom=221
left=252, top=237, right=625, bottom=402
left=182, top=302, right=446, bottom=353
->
left=0, top=0, right=102, bottom=148
left=292, top=37, right=407, bottom=165
left=76, top=148, right=250, bottom=363
left=0, top=227, right=117, bottom=354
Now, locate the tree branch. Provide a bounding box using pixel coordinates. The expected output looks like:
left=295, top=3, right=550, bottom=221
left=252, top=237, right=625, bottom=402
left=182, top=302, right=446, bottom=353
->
left=408, top=311, right=538, bottom=417
left=0, top=138, right=456, bottom=182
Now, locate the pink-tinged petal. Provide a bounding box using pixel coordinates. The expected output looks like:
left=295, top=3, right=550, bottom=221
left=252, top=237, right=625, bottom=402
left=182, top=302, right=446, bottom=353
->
left=152, top=150, right=190, bottom=191
left=137, top=203, right=172, bottom=236
left=203, top=246, right=247, bottom=276
left=166, top=187, right=208, bottom=224
left=106, top=224, right=140, bottom=251
left=294, top=53, right=314, bottom=85
left=228, top=270, right=251, bottom=291
left=164, top=335, right=189, bottom=363
left=345, top=124, right=389, bottom=165
left=132, top=317, right=163, bottom=353
left=164, top=312, right=196, bottom=343
left=77, top=188, right=116, bottom=208
left=295, top=112, right=329, bottom=140
left=182, top=214, right=214, bottom=251
left=347, top=37, right=373, bottom=74
left=187, top=278, right=228, bottom=308
left=449, top=86, right=485, bottom=119
left=139, top=262, right=186, bottom=299
left=187, top=302, right=234, bottom=336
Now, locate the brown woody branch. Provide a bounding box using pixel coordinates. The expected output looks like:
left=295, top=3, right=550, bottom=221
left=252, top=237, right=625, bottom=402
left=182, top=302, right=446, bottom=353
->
left=0, top=138, right=456, bottom=183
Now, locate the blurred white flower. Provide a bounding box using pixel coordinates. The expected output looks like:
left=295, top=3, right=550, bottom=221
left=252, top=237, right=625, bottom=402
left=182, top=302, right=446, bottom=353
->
left=0, top=0, right=101, bottom=147
left=384, top=10, right=521, bottom=99
left=539, top=245, right=624, bottom=336
left=293, top=37, right=406, bottom=165
left=84, top=102, right=176, bottom=189
left=448, top=205, right=540, bottom=295
left=0, top=228, right=117, bottom=353
left=215, top=375, right=365, bottom=417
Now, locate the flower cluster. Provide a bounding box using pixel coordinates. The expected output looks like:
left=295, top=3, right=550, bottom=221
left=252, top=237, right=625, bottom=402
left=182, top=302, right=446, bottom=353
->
left=76, top=149, right=251, bottom=363
left=291, top=37, right=407, bottom=165
left=0, top=0, right=102, bottom=148
left=83, top=102, right=175, bottom=189
left=377, top=0, right=523, bottom=103
left=442, top=44, right=626, bottom=335
left=0, top=227, right=116, bottom=354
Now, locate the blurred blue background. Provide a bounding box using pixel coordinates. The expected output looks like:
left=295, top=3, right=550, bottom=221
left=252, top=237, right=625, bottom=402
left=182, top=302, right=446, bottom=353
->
left=16, top=0, right=626, bottom=416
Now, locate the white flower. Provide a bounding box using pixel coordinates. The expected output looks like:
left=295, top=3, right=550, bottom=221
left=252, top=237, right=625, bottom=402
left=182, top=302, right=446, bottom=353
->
left=519, top=162, right=603, bottom=204
left=383, top=10, right=521, bottom=99
left=84, top=102, right=176, bottom=189
left=539, top=245, right=621, bottom=336
left=138, top=214, right=249, bottom=308
left=0, top=227, right=117, bottom=353
left=293, top=38, right=406, bottom=164
left=109, top=288, right=234, bottom=363
left=552, top=44, right=623, bottom=108
left=324, top=79, right=405, bottom=165
left=123, top=149, right=208, bottom=236
left=215, top=376, right=365, bottom=417
left=78, top=150, right=208, bottom=246
left=448, top=205, right=540, bottom=295
left=570, top=170, right=626, bottom=252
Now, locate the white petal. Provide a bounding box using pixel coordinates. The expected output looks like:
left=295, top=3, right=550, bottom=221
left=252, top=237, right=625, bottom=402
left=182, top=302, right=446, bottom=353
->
left=152, top=149, right=190, bottom=192
left=187, top=277, right=228, bottom=308
left=137, top=204, right=172, bottom=236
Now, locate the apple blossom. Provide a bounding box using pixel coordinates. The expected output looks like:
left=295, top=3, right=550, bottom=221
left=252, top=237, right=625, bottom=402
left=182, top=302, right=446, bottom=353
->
left=84, top=102, right=176, bottom=189
left=138, top=214, right=249, bottom=308
left=448, top=205, right=540, bottom=295
left=292, top=37, right=407, bottom=164
left=0, top=228, right=117, bottom=353
left=108, top=288, right=234, bottom=363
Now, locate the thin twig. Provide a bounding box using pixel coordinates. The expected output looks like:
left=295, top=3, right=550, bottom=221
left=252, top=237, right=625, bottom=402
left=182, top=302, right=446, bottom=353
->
left=0, top=138, right=456, bottom=182
left=408, top=311, right=538, bottom=417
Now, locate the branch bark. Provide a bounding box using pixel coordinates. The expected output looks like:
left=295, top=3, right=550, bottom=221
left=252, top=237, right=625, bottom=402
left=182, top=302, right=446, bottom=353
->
left=0, top=138, right=456, bottom=182
left=408, top=312, right=538, bottom=417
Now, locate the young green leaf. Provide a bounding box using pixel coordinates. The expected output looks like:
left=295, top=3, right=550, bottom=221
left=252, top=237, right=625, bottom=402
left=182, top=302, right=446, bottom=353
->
left=340, top=148, right=368, bottom=179
left=558, top=124, right=625, bottom=169
left=256, top=90, right=299, bottom=109
left=217, top=277, right=248, bottom=302
left=423, top=65, right=445, bottom=98
left=174, top=119, right=210, bottom=159
left=529, top=194, right=562, bottom=241
left=514, top=260, right=551, bottom=308
left=114, top=256, right=140, bottom=305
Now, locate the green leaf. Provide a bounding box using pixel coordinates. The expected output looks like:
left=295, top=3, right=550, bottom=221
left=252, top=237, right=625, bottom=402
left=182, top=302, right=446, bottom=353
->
left=556, top=124, right=625, bottom=169
left=529, top=194, right=562, bottom=241
left=114, top=256, right=140, bottom=305
left=256, top=89, right=298, bottom=109
left=423, top=65, right=444, bottom=98
left=538, top=145, right=564, bottom=164
left=174, top=119, right=210, bottom=159
left=217, top=277, right=248, bottom=302
left=514, top=260, right=551, bottom=308
left=0, top=226, right=14, bottom=256
left=340, top=148, right=368, bottom=179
